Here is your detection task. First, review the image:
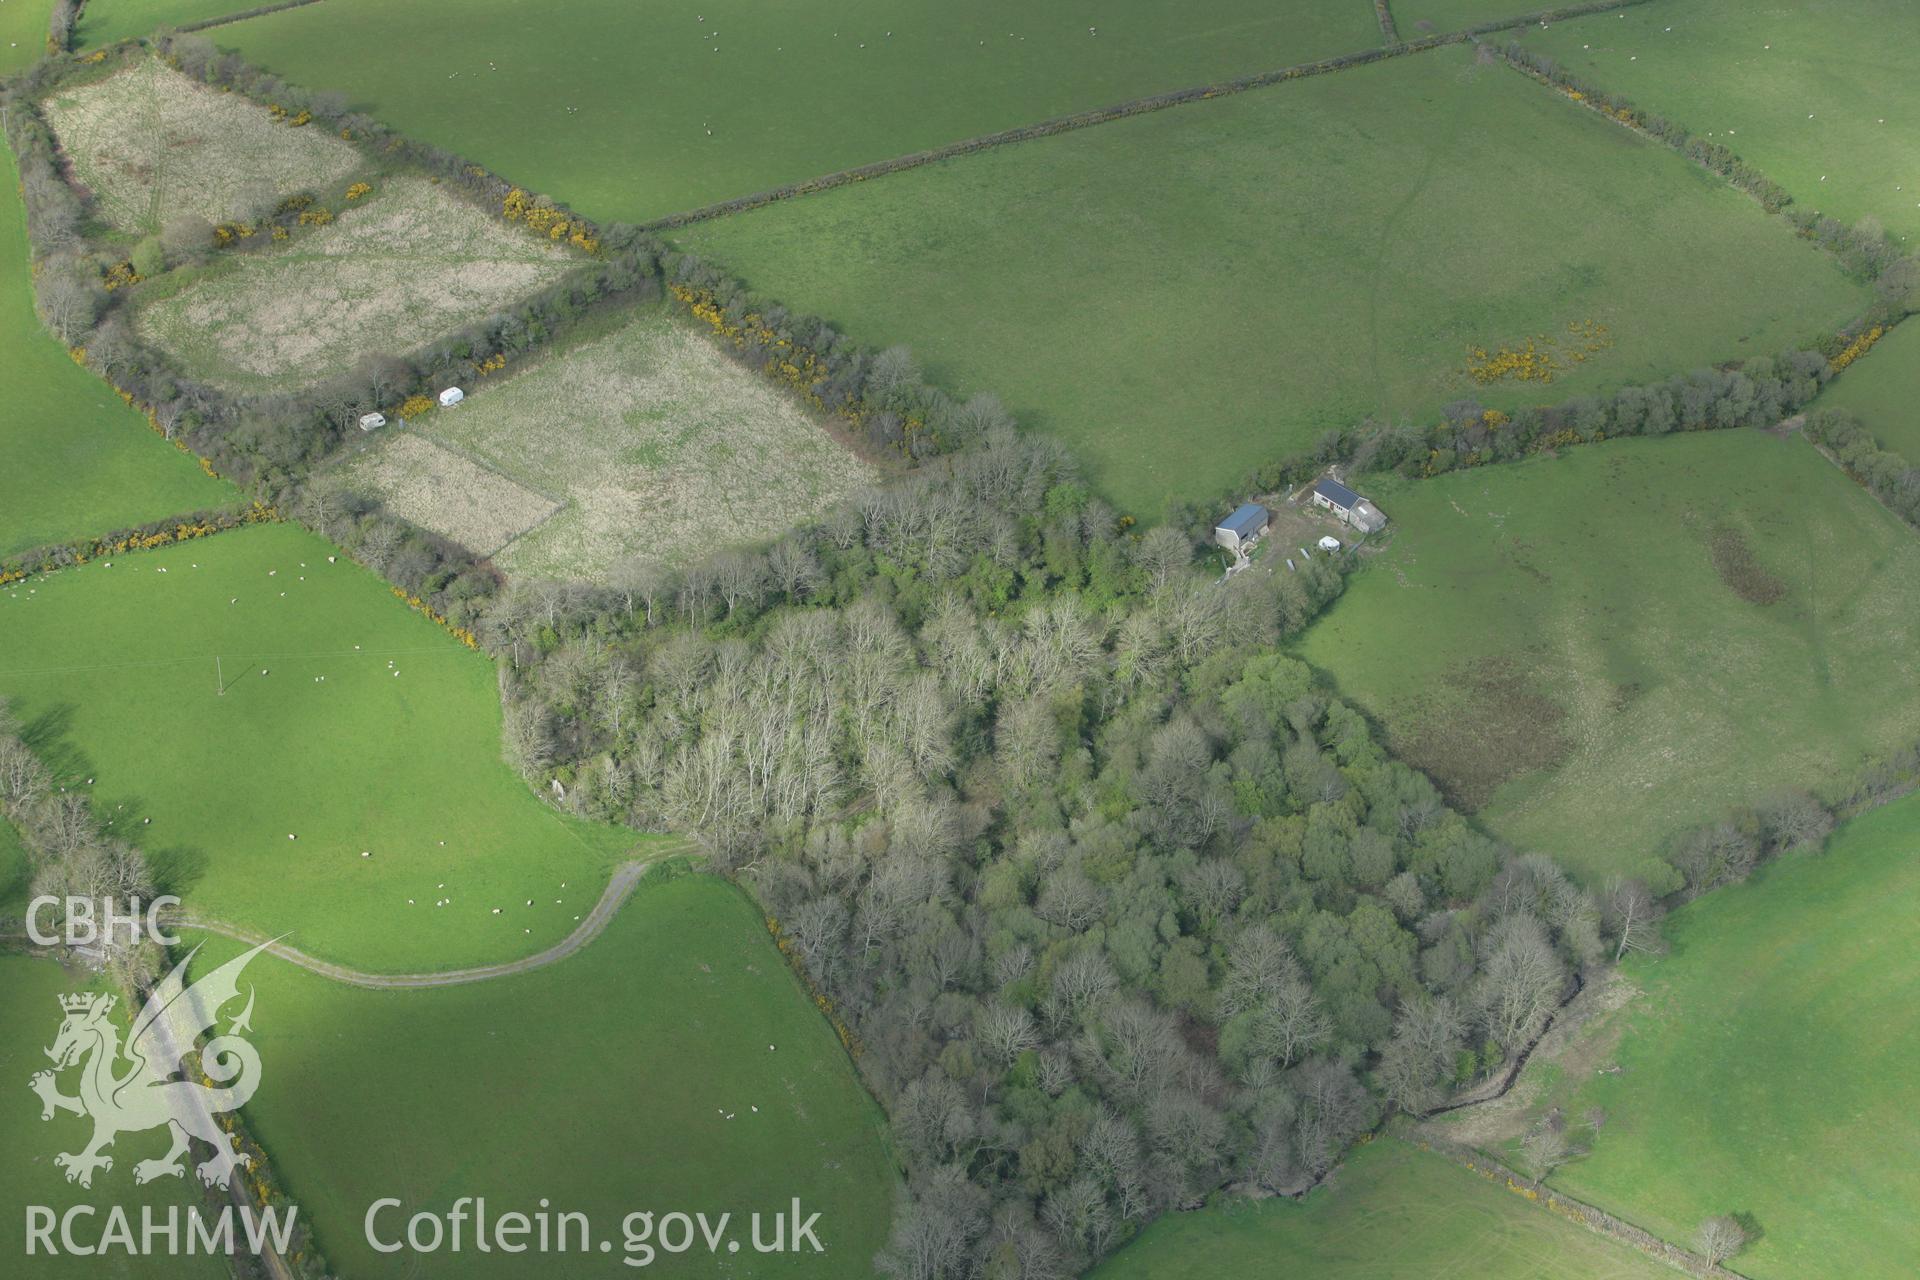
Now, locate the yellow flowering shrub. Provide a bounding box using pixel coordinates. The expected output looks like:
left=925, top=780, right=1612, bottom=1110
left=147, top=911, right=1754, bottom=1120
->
left=345, top=182, right=372, bottom=201
left=397, top=394, right=436, bottom=419
left=1830, top=325, right=1885, bottom=373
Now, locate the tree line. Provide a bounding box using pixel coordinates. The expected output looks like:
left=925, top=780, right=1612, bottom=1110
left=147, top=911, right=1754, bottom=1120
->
left=0, top=700, right=160, bottom=989
left=1805, top=405, right=1920, bottom=529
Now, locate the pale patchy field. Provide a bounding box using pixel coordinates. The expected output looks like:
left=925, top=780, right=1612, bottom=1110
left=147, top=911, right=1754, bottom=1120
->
left=365, top=308, right=878, bottom=576
left=135, top=177, right=577, bottom=393
left=1295, top=431, right=1920, bottom=885
left=43, top=55, right=362, bottom=234
left=344, top=432, right=561, bottom=557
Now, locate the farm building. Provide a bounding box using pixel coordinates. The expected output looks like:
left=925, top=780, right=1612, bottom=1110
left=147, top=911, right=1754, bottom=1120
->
left=438, top=387, right=465, bottom=407
left=1214, top=502, right=1271, bottom=552
left=1311, top=478, right=1387, bottom=533
left=358, top=412, right=387, bottom=432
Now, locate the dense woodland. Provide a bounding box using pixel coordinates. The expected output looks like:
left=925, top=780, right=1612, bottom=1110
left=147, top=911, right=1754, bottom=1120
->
left=422, top=434, right=1661, bottom=1278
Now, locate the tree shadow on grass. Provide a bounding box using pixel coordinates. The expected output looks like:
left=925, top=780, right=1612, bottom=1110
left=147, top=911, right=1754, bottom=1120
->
left=18, top=702, right=88, bottom=780
left=144, top=843, right=207, bottom=902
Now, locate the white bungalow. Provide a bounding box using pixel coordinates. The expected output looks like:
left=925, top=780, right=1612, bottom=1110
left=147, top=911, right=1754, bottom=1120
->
left=438, top=387, right=465, bottom=407
left=358, top=412, right=387, bottom=432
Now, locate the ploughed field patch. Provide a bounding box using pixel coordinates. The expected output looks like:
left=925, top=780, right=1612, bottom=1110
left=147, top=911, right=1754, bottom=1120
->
left=132, top=177, right=577, bottom=394
left=1707, top=525, right=1786, bottom=605
left=1294, top=430, right=1920, bottom=885
left=42, top=54, right=362, bottom=234
left=347, top=307, right=879, bottom=578
left=1391, top=652, right=1575, bottom=812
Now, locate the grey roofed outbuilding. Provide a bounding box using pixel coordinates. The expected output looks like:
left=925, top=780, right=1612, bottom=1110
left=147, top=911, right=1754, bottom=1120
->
left=1312, top=478, right=1363, bottom=509
left=1217, top=503, right=1269, bottom=540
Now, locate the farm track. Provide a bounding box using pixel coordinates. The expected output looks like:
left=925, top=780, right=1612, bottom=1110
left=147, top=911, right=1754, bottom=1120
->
left=158, top=838, right=698, bottom=988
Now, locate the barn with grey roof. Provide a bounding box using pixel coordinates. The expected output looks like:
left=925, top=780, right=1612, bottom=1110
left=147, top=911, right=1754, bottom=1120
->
left=1310, top=478, right=1387, bottom=533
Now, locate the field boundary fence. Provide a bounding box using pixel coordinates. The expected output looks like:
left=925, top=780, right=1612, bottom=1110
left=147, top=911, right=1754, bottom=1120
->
left=175, top=0, right=326, bottom=35
left=1376, top=1, right=1400, bottom=43
left=1408, top=1132, right=1749, bottom=1277
left=638, top=0, right=1656, bottom=233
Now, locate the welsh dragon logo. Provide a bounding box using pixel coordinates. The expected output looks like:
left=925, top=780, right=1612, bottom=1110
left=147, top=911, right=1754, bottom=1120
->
left=28, top=940, right=274, bottom=1190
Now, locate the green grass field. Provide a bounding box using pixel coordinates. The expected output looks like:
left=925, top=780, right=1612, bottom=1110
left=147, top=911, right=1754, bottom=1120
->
left=213, top=0, right=1385, bottom=223
left=75, top=0, right=267, bottom=48
left=183, top=873, right=899, bottom=1278
left=0, top=954, right=230, bottom=1280
left=683, top=45, right=1866, bottom=517
left=0, top=0, right=50, bottom=74
left=1392, top=1, right=1565, bottom=36
left=0, top=145, right=232, bottom=559
left=1519, top=0, right=1920, bottom=240
left=0, top=522, right=641, bottom=972
left=1816, top=318, right=1920, bottom=460
left=1536, top=792, right=1920, bottom=1278
left=1294, top=430, right=1920, bottom=884
left=1091, top=1137, right=1670, bottom=1280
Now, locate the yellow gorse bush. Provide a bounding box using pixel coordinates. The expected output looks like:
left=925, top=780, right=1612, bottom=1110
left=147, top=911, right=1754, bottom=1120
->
left=1830, top=325, right=1885, bottom=373
left=0, top=502, right=279, bottom=587
left=1467, top=320, right=1612, bottom=386
left=345, top=182, right=372, bottom=201
left=389, top=585, right=479, bottom=649
left=397, top=394, right=436, bottom=419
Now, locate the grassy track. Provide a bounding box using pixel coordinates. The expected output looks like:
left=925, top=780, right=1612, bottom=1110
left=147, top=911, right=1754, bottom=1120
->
left=1535, top=793, right=1920, bottom=1278
left=683, top=45, right=1865, bottom=517
left=183, top=874, right=899, bottom=1278
left=0, top=522, right=642, bottom=972
left=1815, top=318, right=1920, bottom=460
left=212, top=0, right=1383, bottom=224
left=0, top=145, right=232, bottom=558
left=1294, top=431, right=1920, bottom=884
left=1518, top=0, right=1920, bottom=240
left=0, top=954, right=231, bottom=1279
left=1091, top=1137, right=1671, bottom=1279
